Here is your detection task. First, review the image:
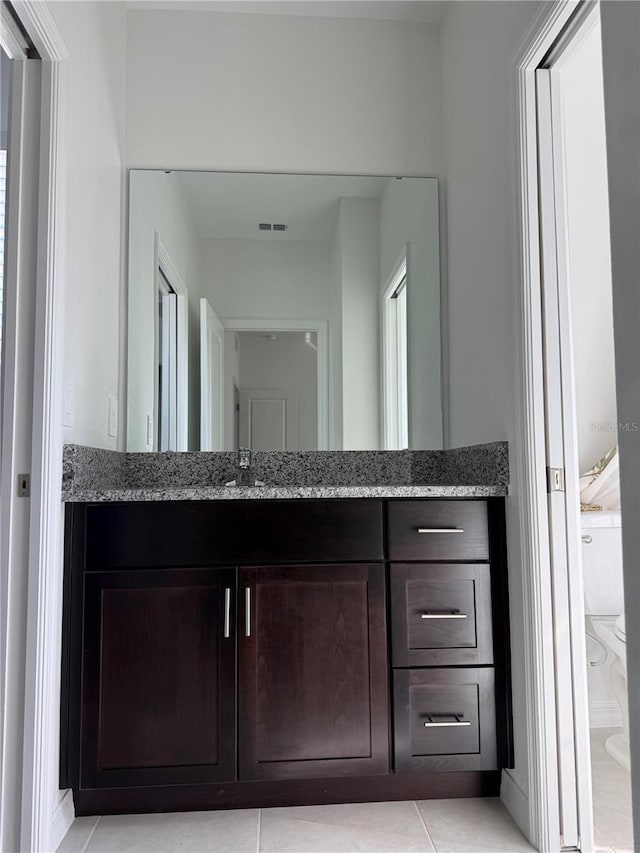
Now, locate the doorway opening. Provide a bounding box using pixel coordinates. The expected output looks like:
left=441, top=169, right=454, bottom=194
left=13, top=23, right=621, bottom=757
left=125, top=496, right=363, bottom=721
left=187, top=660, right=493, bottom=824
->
left=515, top=2, right=634, bottom=850
left=222, top=319, right=329, bottom=451
left=538, top=11, right=632, bottom=849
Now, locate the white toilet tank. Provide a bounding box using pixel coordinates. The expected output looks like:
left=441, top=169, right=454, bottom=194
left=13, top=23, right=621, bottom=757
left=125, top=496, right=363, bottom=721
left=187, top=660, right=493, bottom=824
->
left=581, top=511, right=624, bottom=615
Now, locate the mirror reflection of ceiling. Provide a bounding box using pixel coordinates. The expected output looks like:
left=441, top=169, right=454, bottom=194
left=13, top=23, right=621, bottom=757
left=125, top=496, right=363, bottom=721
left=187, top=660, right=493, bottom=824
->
left=174, top=172, right=390, bottom=242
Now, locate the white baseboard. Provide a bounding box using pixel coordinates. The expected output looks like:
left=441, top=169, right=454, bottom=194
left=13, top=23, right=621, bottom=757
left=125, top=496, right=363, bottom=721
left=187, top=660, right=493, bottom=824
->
left=589, top=699, right=622, bottom=729
left=51, top=789, right=75, bottom=852
left=501, top=769, right=530, bottom=841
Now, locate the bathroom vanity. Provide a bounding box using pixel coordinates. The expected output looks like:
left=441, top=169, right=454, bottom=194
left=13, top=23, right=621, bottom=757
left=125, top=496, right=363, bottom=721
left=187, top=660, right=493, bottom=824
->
left=59, top=446, right=513, bottom=816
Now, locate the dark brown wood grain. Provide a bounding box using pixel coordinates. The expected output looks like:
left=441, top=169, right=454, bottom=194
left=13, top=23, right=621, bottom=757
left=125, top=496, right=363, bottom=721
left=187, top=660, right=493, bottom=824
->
left=387, top=501, right=489, bottom=561
left=390, top=563, right=494, bottom=667
left=238, top=563, right=389, bottom=780
left=81, top=567, right=236, bottom=789
left=73, top=770, right=501, bottom=816
left=393, top=668, right=497, bottom=773
left=84, top=500, right=384, bottom=568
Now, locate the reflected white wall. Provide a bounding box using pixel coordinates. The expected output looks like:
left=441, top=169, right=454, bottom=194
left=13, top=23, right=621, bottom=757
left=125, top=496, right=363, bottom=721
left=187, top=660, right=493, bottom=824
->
left=127, top=171, right=203, bottom=451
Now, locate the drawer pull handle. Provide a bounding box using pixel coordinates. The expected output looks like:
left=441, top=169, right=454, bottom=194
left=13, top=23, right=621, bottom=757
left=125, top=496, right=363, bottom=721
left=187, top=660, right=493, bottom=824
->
left=416, top=528, right=465, bottom=534
left=420, top=611, right=467, bottom=619
left=423, top=714, right=471, bottom=728
left=245, top=587, right=251, bottom=637
left=223, top=587, right=231, bottom=638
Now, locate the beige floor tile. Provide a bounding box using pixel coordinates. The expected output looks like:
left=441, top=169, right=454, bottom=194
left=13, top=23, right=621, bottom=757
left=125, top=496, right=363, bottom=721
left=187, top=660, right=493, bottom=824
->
left=84, top=809, right=259, bottom=853
left=260, top=801, right=435, bottom=852
left=415, top=798, right=534, bottom=852
left=57, top=816, right=100, bottom=853
left=591, top=729, right=634, bottom=851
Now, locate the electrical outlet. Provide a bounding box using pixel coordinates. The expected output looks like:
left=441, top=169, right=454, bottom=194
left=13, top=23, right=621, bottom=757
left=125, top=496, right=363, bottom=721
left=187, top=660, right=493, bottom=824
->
left=63, top=381, right=74, bottom=428
left=146, top=414, right=154, bottom=448
left=108, top=395, right=118, bottom=438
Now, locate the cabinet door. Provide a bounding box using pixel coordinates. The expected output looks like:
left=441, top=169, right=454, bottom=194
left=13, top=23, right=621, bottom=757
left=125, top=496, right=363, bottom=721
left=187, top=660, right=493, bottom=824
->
left=81, top=567, right=236, bottom=789
left=238, top=564, right=389, bottom=781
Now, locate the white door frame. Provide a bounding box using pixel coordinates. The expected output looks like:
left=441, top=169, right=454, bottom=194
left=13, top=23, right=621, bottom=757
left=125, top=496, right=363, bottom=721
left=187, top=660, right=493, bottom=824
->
left=223, top=318, right=329, bottom=450
left=200, top=297, right=225, bottom=451
left=155, top=233, right=189, bottom=451
left=512, top=2, right=601, bottom=850
left=0, top=21, right=43, bottom=853
left=381, top=252, right=408, bottom=451
left=2, top=3, right=71, bottom=852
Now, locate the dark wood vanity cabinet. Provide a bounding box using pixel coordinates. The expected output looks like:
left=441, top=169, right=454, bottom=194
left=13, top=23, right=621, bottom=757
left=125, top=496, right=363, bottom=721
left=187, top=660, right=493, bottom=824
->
left=61, top=497, right=511, bottom=815
left=238, top=563, right=389, bottom=781
left=80, top=567, right=236, bottom=789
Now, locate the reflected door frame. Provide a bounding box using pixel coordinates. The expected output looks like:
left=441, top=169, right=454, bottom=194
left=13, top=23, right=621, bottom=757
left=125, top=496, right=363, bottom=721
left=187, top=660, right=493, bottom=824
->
left=381, top=251, right=409, bottom=450
left=224, top=318, right=329, bottom=450
left=154, top=233, right=189, bottom=451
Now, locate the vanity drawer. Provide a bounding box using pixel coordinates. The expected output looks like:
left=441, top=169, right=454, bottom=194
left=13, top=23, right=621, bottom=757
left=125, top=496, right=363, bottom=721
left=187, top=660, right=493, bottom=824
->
left=393, top=668, right=497, bottom=773
left=390, top=564, right=493, bottom=666
left=84, top=500, right=384, bottom=568
left=387, top=501, right=489, bottom=561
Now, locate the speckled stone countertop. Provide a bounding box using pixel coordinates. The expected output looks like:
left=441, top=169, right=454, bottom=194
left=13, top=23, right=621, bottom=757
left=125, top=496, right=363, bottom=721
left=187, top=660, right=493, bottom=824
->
left=62, top=443, right=509, bottom=502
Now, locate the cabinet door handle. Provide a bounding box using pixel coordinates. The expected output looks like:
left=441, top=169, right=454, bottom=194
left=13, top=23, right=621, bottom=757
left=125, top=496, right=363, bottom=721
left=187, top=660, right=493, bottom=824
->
left=416, top=527, right=464, bottom=534
left=245, top=587, right=251, bottom=637
left=223, top=587, right=231, bottom=638
left=423, top=714, right=471, bottom=728
left=420, top=612, right=467, bottom=620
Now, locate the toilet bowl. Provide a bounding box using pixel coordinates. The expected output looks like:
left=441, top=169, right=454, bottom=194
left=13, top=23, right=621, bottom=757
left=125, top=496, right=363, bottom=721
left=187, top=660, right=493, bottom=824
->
left=581, top=512, right=629, bottom=770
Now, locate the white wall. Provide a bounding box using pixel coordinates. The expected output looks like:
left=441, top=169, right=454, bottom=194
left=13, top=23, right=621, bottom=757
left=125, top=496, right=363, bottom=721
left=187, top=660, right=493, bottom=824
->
left=125, top=9, right=442, bottom=177
left=334, top=198, right=380, bottom=449
left=127, top=171, right=204, bottom=451
left=201, top=239, right=332, bottom=321
left=52, top=1, right=127, bottom=451
left=440, top=0, right=542, bottom=832
left=380, top=177, right=441, bottom=448
left=562, top=25, right=617, bottom=474
left=237, top=334, right=318, bottom=451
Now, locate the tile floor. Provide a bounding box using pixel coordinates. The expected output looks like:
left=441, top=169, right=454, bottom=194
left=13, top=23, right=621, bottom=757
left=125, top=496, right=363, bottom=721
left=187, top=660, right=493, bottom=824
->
left=591, top=728, right=634, bottom=853
left=57, top=797, right=535, bottom=853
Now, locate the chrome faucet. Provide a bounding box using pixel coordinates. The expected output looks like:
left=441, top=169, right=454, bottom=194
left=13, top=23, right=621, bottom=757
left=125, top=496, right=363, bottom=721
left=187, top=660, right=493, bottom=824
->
left=235, top=448, right=255, bottom=486
left=225, top=448, right=266, bottom=487
left=238, top=448, right=252, bottom=470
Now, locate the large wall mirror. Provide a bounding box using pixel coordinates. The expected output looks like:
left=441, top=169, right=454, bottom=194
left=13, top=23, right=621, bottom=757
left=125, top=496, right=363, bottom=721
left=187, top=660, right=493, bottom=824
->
left=127, top=170, right=442, bottom=452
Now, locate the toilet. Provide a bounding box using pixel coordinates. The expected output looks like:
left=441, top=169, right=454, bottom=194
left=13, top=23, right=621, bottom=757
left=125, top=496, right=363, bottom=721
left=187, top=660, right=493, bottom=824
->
left=581, top=510, right=629, bottom=770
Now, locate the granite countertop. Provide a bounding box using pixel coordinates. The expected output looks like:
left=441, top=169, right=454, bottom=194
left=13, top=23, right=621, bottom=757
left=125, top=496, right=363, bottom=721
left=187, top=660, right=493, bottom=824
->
left=62, top=443, right=509, bottom=502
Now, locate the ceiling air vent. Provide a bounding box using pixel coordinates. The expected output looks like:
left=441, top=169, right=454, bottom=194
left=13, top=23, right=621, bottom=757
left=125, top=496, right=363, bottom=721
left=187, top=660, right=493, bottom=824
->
left=257, top=223, right=288, bottom=232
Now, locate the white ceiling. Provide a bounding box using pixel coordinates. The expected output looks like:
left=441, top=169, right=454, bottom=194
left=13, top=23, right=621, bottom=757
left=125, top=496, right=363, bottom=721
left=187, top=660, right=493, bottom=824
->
left=126, top=1, right=446, bottom=25
left=174, top=171, right=394, bottom=242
